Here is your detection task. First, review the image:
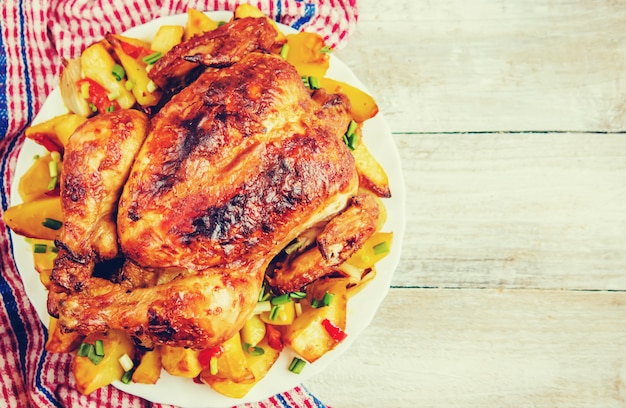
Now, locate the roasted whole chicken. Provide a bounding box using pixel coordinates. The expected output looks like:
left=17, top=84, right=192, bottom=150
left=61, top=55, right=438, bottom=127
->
left=48, top=24, right=381, bottom=350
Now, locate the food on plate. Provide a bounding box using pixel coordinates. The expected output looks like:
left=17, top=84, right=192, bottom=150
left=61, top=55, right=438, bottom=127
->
left=4, top=4, right=394, bottom=398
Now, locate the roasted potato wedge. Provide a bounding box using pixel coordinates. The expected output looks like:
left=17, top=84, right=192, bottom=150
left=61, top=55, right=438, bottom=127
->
left=184, top=8, right=219, bottom=40
left=240, top=315, right=267, bottom=347
left=160, top=345, right=202, bottom=378
left=201, top=337, right=280, bottom=398
left=72, top=330, right=135, bottom=395
left=29, top=238, right=56, bottom=287
left=18, top=153, right=62, bottom=202
left=285, top=32, right=330, bottom=78
left=81, top=42, right=136, bottom=110
left=151, top=25, right=185, bottom=53
left=352, top=133, right=391, bottom=198
left=25, top=113, right=86, bottom=152
left=234, top=4, right=286, bottom=43
left=281, top=278, right=349, bottom=362
left=321, top=77, right=379, bottom=123
left=346, top=231, right=393, bottom=270
left=3, top=196, right=63, bottom=240
left=131, top=348, right=162, bottom=384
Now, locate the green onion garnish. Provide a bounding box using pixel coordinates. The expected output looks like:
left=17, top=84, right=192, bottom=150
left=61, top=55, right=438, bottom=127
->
left=94, top=339, right=105, bottom=357
left=120, top=370, right=133, bottom=384
left=209, top=355, right=219, bottom=375
left=33, top=243, right=47, bottom=254
left=146, top=80, right=158, bottom=93
left=89, top=102, right=98, bottom=113
left=271, top=293, right=291, bottom=306
left=242, top=343, right=265, bottom=356
left=80, top=82, right=90, bottom=99
left=48, top=160, right=58, bottom=178
left=268, top=305, right=280, bottom=321
left=346, top=120, right=357, bottom=137
left=42, top=218, right=62, bottom=230
left=343, top=130, right=357, bottom=151
left=112, top=64, right=125, bottom=81
left=118, top=353, right=134, bottom=372
left=47, top=176, right=58, bottom=191
left=87, top=344, right=104, bottom=365
left=253, top=300, right=272, bottom=314
left=50, top=246, right=59, bottom=253
left=289, top=291, right=306, bottom=299
left=308, top=76, right=321, bottom=90
left=288, top=357, right=306, bottom=374
left=280, top=43, right=290, bottom=60
left=107, top=90, right=120, bottom=101
left=106, top=105, right=115, bottom=113
left=217, top=21, right=227, bottom=27
left=373, top=240, right=390, bottom=255
left=321, top=292, right=335, bottom=307
left=142, top=51, right=162, bottom=65
left=77, top=342, right=92, bottom=357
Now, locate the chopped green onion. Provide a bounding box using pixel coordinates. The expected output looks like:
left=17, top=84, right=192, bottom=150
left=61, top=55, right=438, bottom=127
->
left=373, top=240, right=390, bottom=255
left=50, top=151, right=61, bottom=162
left=288, top=357, right=306, bottom=374
left=42, top=218, right=62, bottom=230
left=346, top=120, right=357, bottom=137
left=77, top=342, right=92, bottom=357
left=48, top=160, right=58, bottom=178
left=280, top=43, right=290, bottom=60
left=50, top=246, right=59, bottom=253
left=294, top=302, right=303, bottom=317
left=112, top=64, right=126, bottom=81
left=253, top=300, right=272, bottom=315
left=33, top=243, right=47, bottom=254
left=343, top=132, right=357, bottom=151
left=94, top=339, right=105, bottom=356
left=209, top=356, right=219, bottom=375
left=321, top=292, right=335, bottom=307
left=80, top=81, right=90, bottom=99
left=106, top=105, right=115, bottom=113
left=124, top=80, right=135, bottom=91
left=87, top=345, right=104, bottom=365
left=319, top=45, right=333, bottom=55
left=146, top=80, right=158, bottom=93
left=217, top=21, right=227, bottom=27
left=308, top=76, right=321, bottom=90
left=89, top=102, right=98, bottom=113
left=271, top=293, right=291, bottom=306
left=268, top=305, right=280, bottom=321
left=242, top=343, right=265, bottom=356
left=311, top=297, right=320, bottom=308
left=118, top=353, right=134, bottom=372
left=47, top=176, right=58, bottom=191
left=289, top=291, right=306, bottom=299
left=120, top=370, right=133, bottom=384
left=33, top=154, right=40, bottom=160
left=142, top=51, right=162, bottom=65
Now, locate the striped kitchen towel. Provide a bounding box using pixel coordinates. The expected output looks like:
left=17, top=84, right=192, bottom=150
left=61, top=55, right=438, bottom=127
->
left=0, top=1, right=357, bottom=407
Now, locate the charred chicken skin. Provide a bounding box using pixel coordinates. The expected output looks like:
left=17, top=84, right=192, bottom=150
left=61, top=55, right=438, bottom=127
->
left=52, top=51, right=360, bottom=350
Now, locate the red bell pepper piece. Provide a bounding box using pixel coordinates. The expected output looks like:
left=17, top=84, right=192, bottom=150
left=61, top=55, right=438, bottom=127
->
left=322, top=319, right=347, bottom=343
left=76, top=78, right=120, bottom=114
left=197, top=345, right=224, bottom=370
left=266, top=324, right=284, bottom=351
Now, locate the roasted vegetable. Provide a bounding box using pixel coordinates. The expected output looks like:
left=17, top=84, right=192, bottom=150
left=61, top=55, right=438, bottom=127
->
left=151, top=25, right=185, bottom=53
left=184, top=8, right=219, bottom=40
left=131, top=348, right=162, bottom=384
left=321, top=77, right=379, bottom=123
left=45, top=316, right=84, bottom=353
left=285, top=32, right=330, bottom=78
left=25, top=113, right=86, bottom=152
left=160, top=345, right=202, bottom=378
left=3, top=196, right=63, bottom=240
left=18, top=153, right=62, bottom=202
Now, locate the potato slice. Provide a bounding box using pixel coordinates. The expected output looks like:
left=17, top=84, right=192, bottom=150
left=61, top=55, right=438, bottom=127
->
left=29, top=238, right=57, bottom=287
left=211, top=331, right=254, bottom=384
left=234, top=4, right=286, bottom=43
left=321, top=77, right=379, bottom=123
left=285, top=32, right=330, bottom=78
left=346, top=231, right=393, bottom=270
left=185, top=8, right=219, bottom=40
left=81, top=42, right=136, bottom=110
left=352, top=134, right=391, bottom=198
left=3, top=196, right=63, bottom=240
left=281, top=278, right=349, bottom=362
left=25, top=113, right=86, bottom=152
left=45, top=316, right=84, bottom=353
left=201, top=337, right=280, bottom=398
left=151, top=25, right=184, bottom=54
left=18, top=154, right=62, bottom=203
left=240, top=315, right=266, bottom=347
left=73, top=330, right=135, bottom=395
left=132, top=347, right=162, bottom=384
left=107, top=34, right=161, bottom=107
left=160, top=345, right=202, bottom=378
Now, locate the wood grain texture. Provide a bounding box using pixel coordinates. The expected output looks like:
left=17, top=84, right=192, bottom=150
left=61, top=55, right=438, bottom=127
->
left=304, top=0, right=626, bottom=406
left=306, top=288, right=626, bottom=407
left=334, top=0, right=626, bottom=133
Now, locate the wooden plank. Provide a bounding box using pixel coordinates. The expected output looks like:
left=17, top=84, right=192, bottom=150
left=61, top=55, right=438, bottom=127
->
left=335, top=0, right=626, bottom=133
left=305, top=287, right=626, bottom=407
left=391, top=132, right=626, bottom=290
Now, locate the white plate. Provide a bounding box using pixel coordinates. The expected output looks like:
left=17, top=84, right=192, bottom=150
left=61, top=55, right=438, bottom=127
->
left=9, top=11, right=406, bottom=408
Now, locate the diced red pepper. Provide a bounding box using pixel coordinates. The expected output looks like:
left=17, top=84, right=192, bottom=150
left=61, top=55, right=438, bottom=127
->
left=76, top=78, right=120, bottom=114
left=322, top=318, right=347, bottom=343
left=197, top=345, right=223, bottom=369
left=119, top=40, right=151, bottom=60
left=266, top=324, right=284, bottom=351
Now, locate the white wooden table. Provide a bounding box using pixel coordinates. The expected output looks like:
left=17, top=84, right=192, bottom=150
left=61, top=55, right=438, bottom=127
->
left=306, top=1, right=626, bottom=406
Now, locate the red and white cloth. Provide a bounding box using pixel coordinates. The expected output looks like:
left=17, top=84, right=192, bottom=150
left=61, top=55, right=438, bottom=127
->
left=0, top=1, right=357, bottom=407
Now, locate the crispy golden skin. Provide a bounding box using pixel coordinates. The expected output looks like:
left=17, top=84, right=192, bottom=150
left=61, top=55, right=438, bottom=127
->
left=55, top=53, right=358, bottom=349
left=148, top=17, right=283, bottom=93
